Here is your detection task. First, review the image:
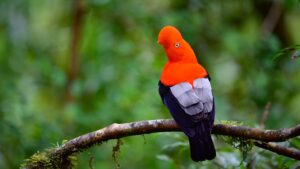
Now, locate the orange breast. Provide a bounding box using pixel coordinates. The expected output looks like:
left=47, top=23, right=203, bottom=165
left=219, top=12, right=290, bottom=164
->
left=160, top=62, right=208, bottom=86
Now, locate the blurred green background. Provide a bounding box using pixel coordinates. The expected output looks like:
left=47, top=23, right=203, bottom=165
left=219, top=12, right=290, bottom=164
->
left=0, top=0, right=300, bottom=168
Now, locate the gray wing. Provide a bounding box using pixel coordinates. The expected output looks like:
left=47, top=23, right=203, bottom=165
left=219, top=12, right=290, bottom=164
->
left=194, top=78, right=213, bottom=113
left=170, top=78, right=213, bottom=116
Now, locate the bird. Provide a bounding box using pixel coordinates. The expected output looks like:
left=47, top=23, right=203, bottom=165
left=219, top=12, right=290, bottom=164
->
left=157, top=25, right=216, bottom=162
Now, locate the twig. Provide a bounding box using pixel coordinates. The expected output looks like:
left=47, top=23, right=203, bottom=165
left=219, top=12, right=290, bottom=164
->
left=254, top=141, right=300, bottom=160
left=88, top=153, right=94, bottom=169
left=260, top=102, right=271, bottom=129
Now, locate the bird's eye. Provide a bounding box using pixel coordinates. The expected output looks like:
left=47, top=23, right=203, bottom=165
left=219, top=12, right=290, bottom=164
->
left=174, top=42, right=180, bottom=48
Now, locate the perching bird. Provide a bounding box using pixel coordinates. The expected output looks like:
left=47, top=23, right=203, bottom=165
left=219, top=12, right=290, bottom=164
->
left=157, top=26, right=216, bottom=162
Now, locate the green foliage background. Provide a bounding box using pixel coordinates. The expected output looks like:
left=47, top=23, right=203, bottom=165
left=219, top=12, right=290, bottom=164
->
left=0, top=0, right=300, bottom=168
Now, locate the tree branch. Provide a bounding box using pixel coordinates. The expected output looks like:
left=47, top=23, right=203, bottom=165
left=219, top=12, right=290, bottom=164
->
left=54, top=119, right=300, bottom=157
left=261, top=0, right=282, bottom=37
left=65, top=0, right=85, bottom=102
left=254, top=141, right=300, bottom=160
left=22, top=119, right=300, bottom=168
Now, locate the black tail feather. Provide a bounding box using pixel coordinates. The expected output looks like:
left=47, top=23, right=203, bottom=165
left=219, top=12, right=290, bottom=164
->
left=189, top=121, right=216, bottom=162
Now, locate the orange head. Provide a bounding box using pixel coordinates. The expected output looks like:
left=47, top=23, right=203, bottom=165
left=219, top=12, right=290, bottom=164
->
left=158, top=26, right=197, bottom=63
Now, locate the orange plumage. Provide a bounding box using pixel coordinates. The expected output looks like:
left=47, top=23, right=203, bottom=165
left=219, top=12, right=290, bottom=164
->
left=158, top=26, right=208, bottom=86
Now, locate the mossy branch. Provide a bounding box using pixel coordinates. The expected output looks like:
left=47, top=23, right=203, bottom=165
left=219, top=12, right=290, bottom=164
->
left=21, top=119, right=300, bottom=168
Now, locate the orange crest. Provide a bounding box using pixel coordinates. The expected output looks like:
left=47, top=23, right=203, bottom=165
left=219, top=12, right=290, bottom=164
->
left=158, top=26, right=208, bottom=86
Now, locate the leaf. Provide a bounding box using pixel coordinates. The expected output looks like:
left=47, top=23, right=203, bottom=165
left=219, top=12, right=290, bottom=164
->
left=156, top=154, right=172, bottom=162
left=272, top=45, right=300, bottom=61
